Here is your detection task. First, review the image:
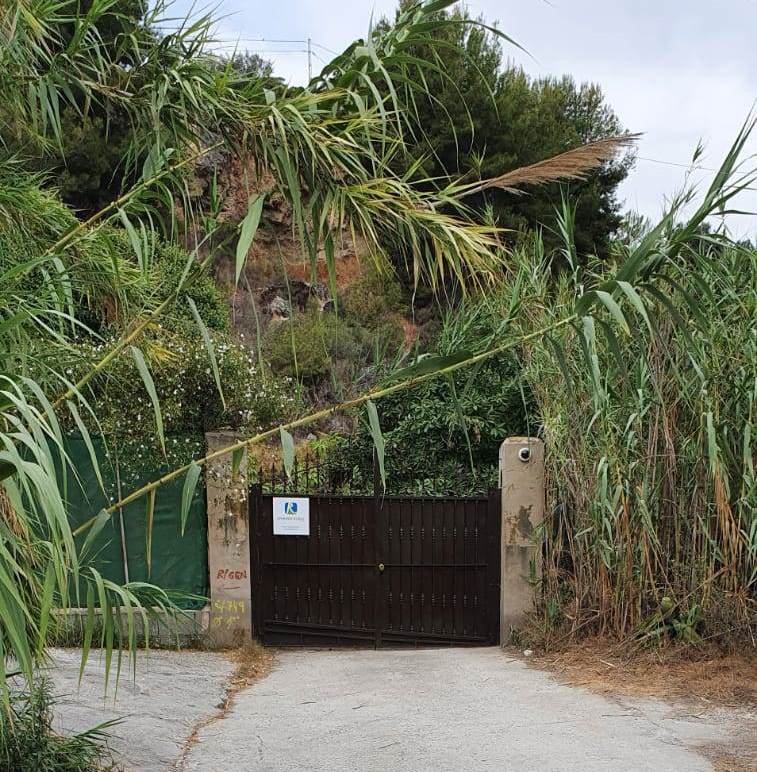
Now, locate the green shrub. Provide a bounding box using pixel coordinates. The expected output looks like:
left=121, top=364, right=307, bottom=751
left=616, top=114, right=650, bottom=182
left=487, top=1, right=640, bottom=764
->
left=154, top=242, right=230, bottom=332
left=0, top=173, right=152, bottom=333
left=328, top=353, right=526, bottom=495
left=0, top=678, right=114, bottom=771
left=31, top=327, right=297, bottom=483
left=341, top=265, right=405, bottom=330
left=264, top=308, right=371, bottom=381
left=326, top=296, right=530, bottom=495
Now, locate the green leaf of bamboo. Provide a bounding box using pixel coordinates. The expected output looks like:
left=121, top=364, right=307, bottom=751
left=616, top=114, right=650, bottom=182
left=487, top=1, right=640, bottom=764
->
left=280, top=427, right=295, bottom=479
left=130, top=346, right=165, bottom=456
left=445, top=374, right=474, bottom=474
left=545, top=334, right=573, bottom=392
left=66, top=400, right=104, bottom=492
left=366, top=400, right=386, bottom=491
left=118, top=209, right=144, bottom=271
left=180, top=463, right=202, bottom=536
left=388, top=350, right=474, bottom=383
left=324, top=234, right=338, bottom=313
left=36, top=562, right=56, bottom=654
left=616, top=280, right=652, bottom=333
left=595, top=290, right=630, bottom=335
left=236, top=195, right=265, bottom=286
left=78, top=584, right=95, bottom=687
left=81, top=508, right=110, bottom=560
left=187, top=296, right=226, bottom=410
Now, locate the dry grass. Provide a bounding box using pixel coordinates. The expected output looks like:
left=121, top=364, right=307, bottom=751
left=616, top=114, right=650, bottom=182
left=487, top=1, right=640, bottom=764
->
left=520, top=637, right=757, bottom=709
left=223, top=640, right=275, bottom=700
left=711, top=753, right=757, bottom=771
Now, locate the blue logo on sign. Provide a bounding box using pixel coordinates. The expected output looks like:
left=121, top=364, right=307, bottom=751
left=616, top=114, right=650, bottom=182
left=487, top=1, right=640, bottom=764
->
left=284, top=501, right=298, bottom=515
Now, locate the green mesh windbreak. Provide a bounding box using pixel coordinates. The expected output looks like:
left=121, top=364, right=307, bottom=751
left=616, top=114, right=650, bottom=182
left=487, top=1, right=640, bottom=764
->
left=62, top=434, right=208, bottom=609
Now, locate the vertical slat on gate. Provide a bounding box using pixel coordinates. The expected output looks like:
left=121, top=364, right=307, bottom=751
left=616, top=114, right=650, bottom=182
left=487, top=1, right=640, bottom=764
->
left=356, top=496, right=364, bottom=631
left=306, top=496, right=316, bottom=629
left=478, top=498, right=487, bottom=639
left=344, top=496, right=353, bottom=631
left=271, top=494, right=281, bottom=621
left=472, top=499, right=482, bottom=639
left=430, top=499, right=441, bottom=636
left=441, top=497, right=454, bottom=640
left=450, top=500, right=465, bottom=635
left=390, top=498, right=402, bottom=633
left=292, top=492, right=302, bottom=634
left=384, top=498, right=393, bottom=633
left=421, top=497, right=433, bottom=635
left=296, top=498, right=306, bottom=627
left=343, top=496, right=351, bottom=633
left=375, top=493, right=387, bottom=647
left=333, top=496, right=342, bottom=634
left=279, top=498, right=292, bottom=625
left=462, top=497, right=472, bottom=638
left=329, top=498, right=336, bottom=627
left=359, top=495, right=370, bottom=638
left=399, top=497, right=410, bottom=633
left=315, top=497, right=326, bottom=627
left=408, top=497, right=417, bottom=633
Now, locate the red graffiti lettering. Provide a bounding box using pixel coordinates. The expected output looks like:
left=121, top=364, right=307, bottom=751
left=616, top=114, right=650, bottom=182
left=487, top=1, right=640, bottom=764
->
left=216, top=568, right=248, bottom=580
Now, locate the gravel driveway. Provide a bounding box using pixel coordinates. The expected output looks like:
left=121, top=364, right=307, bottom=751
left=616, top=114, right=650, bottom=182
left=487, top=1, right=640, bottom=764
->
left=48, top=646, right=753, bottom=771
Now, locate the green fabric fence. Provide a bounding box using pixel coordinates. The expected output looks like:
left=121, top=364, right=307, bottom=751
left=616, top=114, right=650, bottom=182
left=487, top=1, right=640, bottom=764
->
left=62, top=434, right=208, bottom=609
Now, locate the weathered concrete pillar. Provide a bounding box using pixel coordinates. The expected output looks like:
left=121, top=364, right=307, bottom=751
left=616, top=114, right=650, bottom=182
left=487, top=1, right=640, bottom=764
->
left=205, top=431, right=251, bottom=647
left=499, top=437, right=545, bottom=645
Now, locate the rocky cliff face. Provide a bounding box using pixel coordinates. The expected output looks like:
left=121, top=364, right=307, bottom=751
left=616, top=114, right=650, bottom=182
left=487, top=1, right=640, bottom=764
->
left=189, top=148, right=364, bottom=344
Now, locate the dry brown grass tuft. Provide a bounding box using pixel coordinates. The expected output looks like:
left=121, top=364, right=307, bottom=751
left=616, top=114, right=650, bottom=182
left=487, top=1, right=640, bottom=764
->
left=224, top=640, right=275, bottom=698
left=711, top=753, right=757, bottom=771
left=520, top=637, right=756, bottom=709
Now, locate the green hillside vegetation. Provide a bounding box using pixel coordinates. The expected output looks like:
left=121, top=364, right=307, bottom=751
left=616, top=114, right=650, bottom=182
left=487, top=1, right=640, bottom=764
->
left=0, top=1, right=754, bottom=767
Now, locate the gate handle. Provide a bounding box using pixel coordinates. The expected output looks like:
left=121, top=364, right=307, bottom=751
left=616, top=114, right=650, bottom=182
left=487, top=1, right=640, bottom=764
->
left=377, top=563, right=385, bottom=573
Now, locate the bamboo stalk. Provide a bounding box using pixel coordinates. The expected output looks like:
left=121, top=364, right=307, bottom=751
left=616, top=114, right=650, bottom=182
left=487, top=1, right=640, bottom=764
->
left=72, top=314, right=577, bottom=536
left=52, top=295, right=174, bottom=409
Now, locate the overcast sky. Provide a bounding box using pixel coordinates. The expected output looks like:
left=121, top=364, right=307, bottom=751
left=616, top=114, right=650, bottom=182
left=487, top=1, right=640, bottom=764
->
left=168, top=0, right=757, bottom=236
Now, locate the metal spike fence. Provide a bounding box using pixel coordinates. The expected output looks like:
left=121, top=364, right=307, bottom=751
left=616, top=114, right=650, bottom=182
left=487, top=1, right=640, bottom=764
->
left=250, top=442, right=495, bottom=497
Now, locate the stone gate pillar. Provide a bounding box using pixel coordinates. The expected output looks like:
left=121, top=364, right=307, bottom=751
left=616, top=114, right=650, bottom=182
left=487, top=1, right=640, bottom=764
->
left=499, top=437, right=545, bottom=645
left=205, top=431, right=252, bottom=647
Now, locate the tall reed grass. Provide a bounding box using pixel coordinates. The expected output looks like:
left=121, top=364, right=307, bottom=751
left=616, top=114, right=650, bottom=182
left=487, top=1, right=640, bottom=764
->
left=513, top=237, right=755, bottom=646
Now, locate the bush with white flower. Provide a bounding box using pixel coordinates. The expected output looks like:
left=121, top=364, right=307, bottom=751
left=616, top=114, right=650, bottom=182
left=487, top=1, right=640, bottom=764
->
left=35, top=325, right=298, bottom=484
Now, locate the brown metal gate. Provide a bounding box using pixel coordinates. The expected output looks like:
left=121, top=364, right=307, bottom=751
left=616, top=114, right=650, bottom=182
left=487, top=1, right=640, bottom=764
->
left=249, top=488, right=501, bottom=647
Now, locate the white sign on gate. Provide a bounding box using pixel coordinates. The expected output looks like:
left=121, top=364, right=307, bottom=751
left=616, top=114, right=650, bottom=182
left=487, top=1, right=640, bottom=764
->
left=272, top=496, right=310, bottom=536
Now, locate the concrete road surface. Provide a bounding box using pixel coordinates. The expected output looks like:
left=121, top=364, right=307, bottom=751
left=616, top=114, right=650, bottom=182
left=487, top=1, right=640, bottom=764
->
left=181, top=648, right=753, bottom=772
left=48, top=647, right=234, bottom=771
left=48, top=647, right=753, bottom=771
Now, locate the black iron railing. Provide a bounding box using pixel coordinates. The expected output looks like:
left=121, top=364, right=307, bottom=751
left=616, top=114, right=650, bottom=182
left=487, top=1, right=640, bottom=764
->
left=250, top=445, right=497, bottom=497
